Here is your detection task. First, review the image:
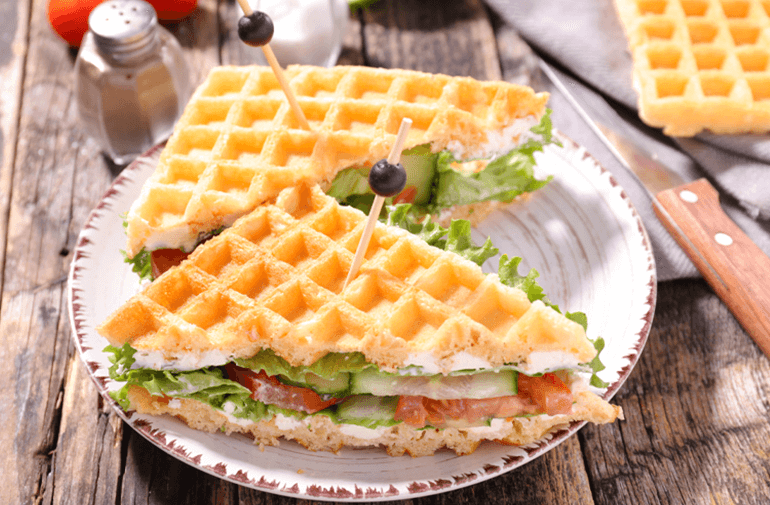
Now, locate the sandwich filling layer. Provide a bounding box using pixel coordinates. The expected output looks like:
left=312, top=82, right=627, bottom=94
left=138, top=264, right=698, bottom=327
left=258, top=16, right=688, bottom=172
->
left=107, top=342, right=620, bottom=456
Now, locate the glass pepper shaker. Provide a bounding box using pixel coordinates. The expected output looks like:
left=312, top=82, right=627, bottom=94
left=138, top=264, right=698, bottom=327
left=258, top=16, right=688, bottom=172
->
left=75, top=0, right=191, bottom=165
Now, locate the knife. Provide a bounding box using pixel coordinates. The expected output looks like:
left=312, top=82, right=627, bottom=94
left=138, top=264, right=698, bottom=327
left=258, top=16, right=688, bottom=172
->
left=538, top=60, right=770, bottom=358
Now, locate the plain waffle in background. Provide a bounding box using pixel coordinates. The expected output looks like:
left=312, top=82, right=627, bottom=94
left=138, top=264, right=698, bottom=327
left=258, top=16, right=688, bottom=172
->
left=613, top=0, right=770, bottom=136
left=123, top=65, right=549, bottom=258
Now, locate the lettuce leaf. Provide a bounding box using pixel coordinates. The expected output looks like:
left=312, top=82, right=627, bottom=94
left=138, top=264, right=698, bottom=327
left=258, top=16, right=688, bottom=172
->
left=587, top=338, right=609, bottom=388
left=385, top=204, right=498, bottom=266
left=235, top=349, right=371, bottom=382
left=498, top=255, right=549, bottom=306
left=425, top=110, right=559, bottom=214
left=325, top=167, right=374, bottom=213
left=121, top=248, right=153, bottom=282
left=106, top=343, right=269, bottom=421
left=326, top=111, right=557, bottom=218
left=106, top=343, right=137, bottom=381
left=428, top=145, right=552, bottom=213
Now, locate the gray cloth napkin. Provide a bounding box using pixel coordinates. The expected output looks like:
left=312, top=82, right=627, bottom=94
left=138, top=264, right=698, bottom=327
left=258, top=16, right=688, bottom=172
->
left=485, top=0, right=770, bottom=281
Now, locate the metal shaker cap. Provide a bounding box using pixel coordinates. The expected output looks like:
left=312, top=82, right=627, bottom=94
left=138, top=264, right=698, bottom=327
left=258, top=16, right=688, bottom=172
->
left=88, top=0, right=158, bottom=60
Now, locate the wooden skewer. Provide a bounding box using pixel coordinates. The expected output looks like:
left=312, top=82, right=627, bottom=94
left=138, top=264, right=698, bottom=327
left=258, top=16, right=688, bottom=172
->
left=344, top=118, right=413, bottom=288
left=235, top=0, right=312, bottom=130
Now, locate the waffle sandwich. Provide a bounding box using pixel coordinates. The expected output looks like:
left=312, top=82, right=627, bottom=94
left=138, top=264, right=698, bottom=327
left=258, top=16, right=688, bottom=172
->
left=101, top=184, right=621, bottom=457
left=614, top=0, right=770, bottom=136
left=123, top=65, right=551, bottom=261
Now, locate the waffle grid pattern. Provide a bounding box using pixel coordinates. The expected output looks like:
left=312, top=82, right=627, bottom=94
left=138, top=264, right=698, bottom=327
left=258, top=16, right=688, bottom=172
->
left=124, top=65, right=548, bottom=257
left=101, top=185, right=595, bottom=372
left=614, top=0, right=770, bottom=135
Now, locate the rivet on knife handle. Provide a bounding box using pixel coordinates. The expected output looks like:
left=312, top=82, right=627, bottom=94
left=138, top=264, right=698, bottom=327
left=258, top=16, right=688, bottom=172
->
left=654, top=178, right=770, bottom=357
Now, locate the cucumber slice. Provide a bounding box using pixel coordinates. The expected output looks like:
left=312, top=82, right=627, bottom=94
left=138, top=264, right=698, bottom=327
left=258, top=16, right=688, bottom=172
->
left=350, top=368, right=517, bottom=399
left=303, top=372, right=350, bottom=395
left=335, top=396, right=399, bottom=428
left=401, top=145, right=437, bottom=205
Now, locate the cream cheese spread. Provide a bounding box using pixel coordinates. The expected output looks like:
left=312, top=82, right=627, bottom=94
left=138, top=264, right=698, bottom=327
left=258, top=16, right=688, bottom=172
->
left=445, top=116, right=539, bottom=160
left=519, top=351, right=582, bottom=375
left=401, top=349, right=584, bottom=376
left=401, top=351, right=493, bottom=374
left=131, top=349, right=234, bottom=371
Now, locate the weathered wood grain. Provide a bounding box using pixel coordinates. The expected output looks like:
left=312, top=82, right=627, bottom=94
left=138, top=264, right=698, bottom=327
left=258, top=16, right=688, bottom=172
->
left=49, top=357, right=123, bottom=505
left=361, top=0, right=501, bottom=79
left=0, top=0, right=113, bottom=502
left=487, top=9, right=538, bottom=87
left=166, top=0, right=222, bottom=89
left=583, top=280, right=770, bottom=505
left=0, top=0, right=28, bottom=298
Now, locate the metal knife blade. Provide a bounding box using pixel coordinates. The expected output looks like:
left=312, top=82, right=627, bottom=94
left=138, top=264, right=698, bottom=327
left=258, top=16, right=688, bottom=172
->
left=538, top=60, right=770, bottom=358
left=595, top=124, right=686, bottom=195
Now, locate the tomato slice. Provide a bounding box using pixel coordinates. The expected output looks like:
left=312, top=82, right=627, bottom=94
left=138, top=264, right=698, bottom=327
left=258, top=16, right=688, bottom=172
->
left=394, top=395, right=540, bottom=428
left=393, top=186, right=418, bottom=204
left=393, top=396, right=429, bottom=427
left=517, top=373, right=573, bottom=416
left=151, top=248, right=190, bottom=278
left=225, top=364, right=341, bottom=414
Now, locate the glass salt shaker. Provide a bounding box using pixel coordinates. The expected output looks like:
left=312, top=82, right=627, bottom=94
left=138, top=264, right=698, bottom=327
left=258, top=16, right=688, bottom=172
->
left=75, top=0, right=191, bottom=165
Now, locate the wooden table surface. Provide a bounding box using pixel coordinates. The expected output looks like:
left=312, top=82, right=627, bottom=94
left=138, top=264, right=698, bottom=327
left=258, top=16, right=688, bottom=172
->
left=2, top=0, right=769, bottom=504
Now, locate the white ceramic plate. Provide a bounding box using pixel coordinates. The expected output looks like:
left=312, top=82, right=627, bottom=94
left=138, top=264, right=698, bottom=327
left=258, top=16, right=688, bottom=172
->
left=68, top=134, right=656, bottom=501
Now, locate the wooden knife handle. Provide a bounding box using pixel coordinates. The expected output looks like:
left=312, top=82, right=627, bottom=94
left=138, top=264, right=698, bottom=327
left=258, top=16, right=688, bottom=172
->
left=654, top=178, right=770, bottom=357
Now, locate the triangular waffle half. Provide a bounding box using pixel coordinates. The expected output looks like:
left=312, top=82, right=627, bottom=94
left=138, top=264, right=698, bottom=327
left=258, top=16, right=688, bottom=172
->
left=124, top=65, right=549, bottom=258
left=614, top=0, right=770, bottom=136
left=102, top=184, right=596, bottom=373
left=101, top=184, right=621, bottom=456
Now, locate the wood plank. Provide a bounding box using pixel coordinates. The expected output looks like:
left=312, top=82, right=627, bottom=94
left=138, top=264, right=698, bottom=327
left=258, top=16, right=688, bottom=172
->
left=581, top=280, right=770, bottom=505
left=0, top=0, right=29, bottom=297
left=166, top=0, right=222, bottom=88
left=0, top=0, right=113, bottom=501
left=487, top=9, right=538, bottom=86
left=121, top=432, right=234, bottom=505
left=0, top=1, right=219, bottom=504
left=361, top=0, right=501, bottom=80
left=49, top=357, right=123, bottom=504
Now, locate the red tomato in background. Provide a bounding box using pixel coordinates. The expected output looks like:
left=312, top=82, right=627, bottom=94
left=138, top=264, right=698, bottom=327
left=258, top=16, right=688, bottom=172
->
left=47, top=0, right=197, bottom=47
left=149, top=0, right=198, bottom=21
left=47, top=0, right=103, bottom=47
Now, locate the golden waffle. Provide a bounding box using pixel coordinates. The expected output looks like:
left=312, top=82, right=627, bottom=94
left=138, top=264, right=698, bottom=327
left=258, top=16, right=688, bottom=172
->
left=123, top=65, right=549, bottom=258
left=101, top=184, right=596, bottom=374
left=614, top=0, right=770, bottom=136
